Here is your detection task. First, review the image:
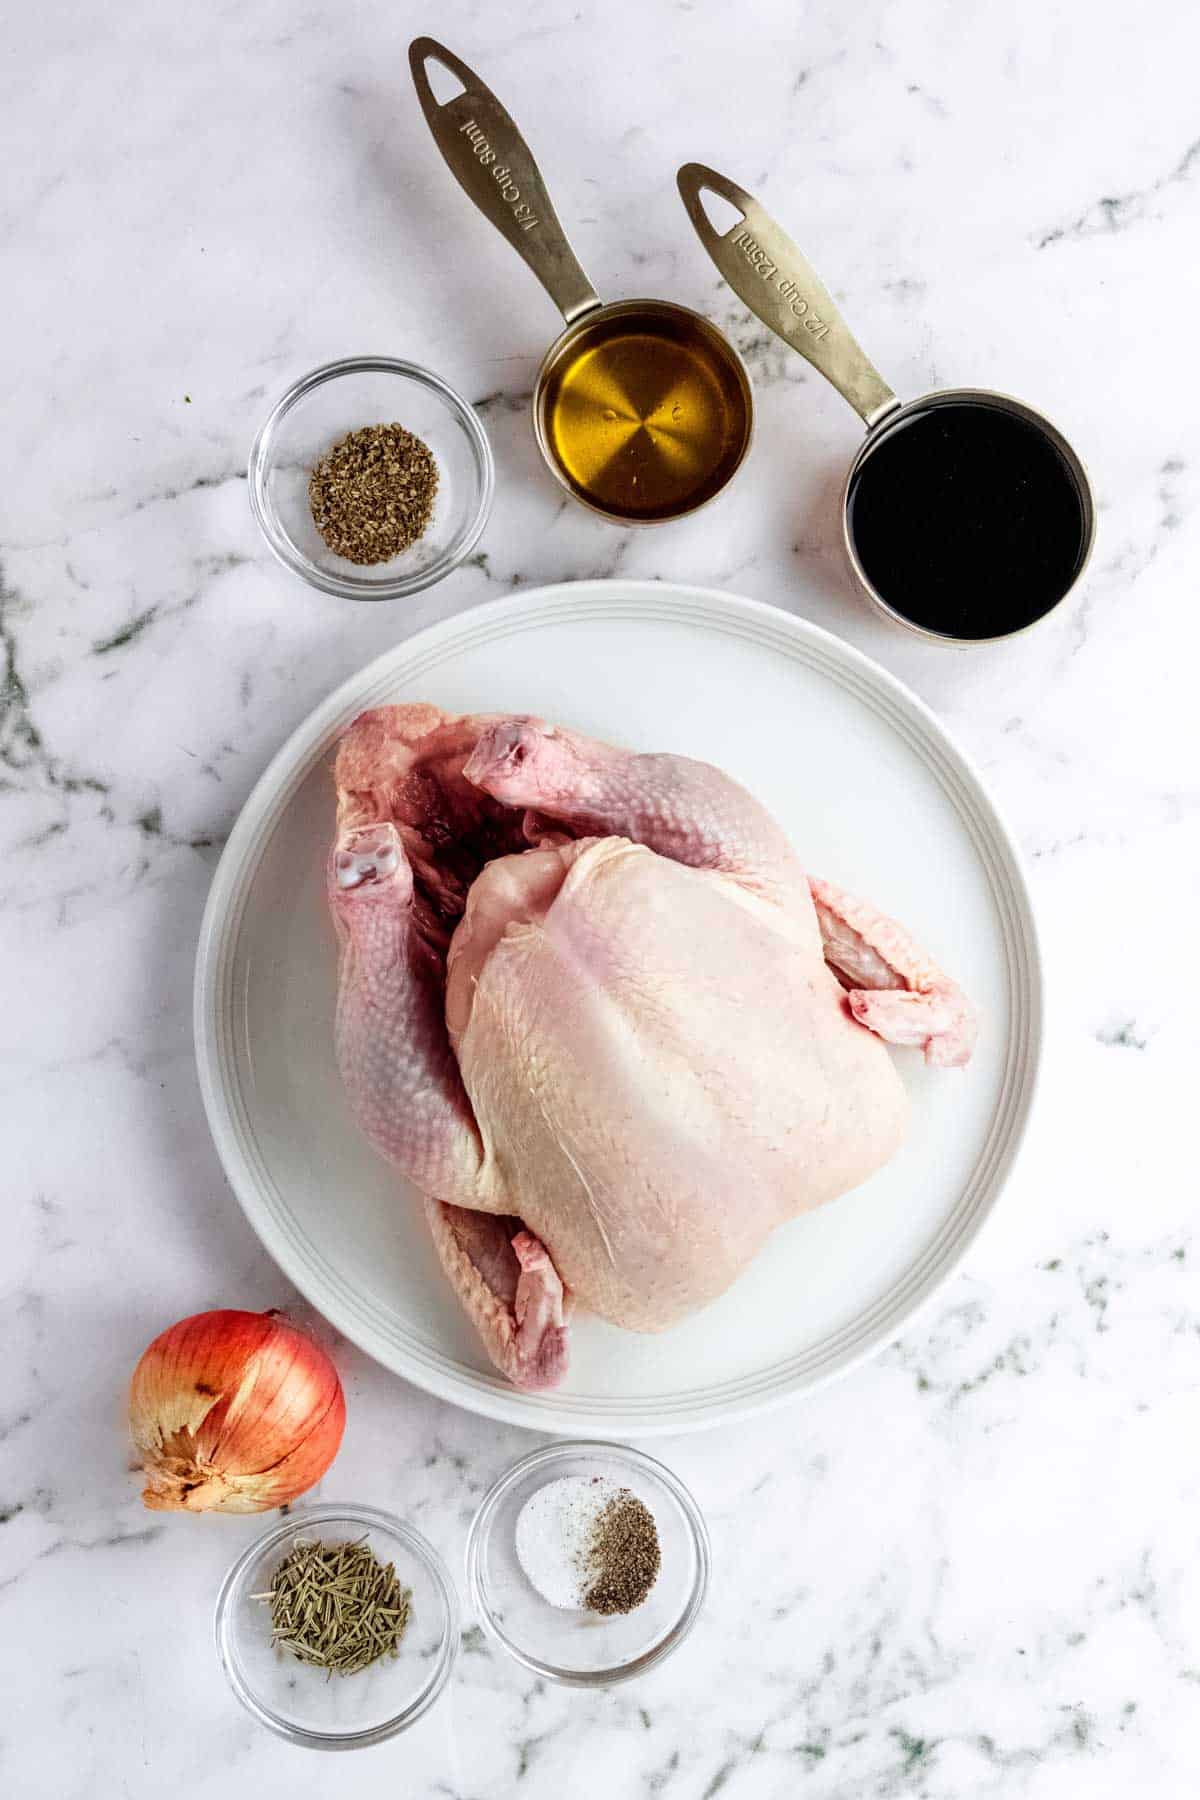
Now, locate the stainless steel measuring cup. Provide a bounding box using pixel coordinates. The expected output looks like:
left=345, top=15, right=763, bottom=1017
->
left=409, top=40, right=753, bottom=525
left=677, top=163, right=1096, bottom=642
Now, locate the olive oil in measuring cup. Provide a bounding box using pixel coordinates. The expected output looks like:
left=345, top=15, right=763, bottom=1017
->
left=411, top=43, right=753, bottom=525
left=538, top=305, right=751, bottom=521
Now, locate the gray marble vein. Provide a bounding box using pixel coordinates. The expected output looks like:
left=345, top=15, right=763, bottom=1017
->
left=1036, top=135, right=1200, bottom=249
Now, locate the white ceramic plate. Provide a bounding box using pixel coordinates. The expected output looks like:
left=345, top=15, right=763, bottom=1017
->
left=195, top=582, right=1040, bottom=1435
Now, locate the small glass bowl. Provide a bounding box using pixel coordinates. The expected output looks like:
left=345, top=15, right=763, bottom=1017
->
left=466, top=1441, right=710, bottom=1687
left=248, top=356, right=494, bottom=600
left=215, top=1503, right=460, bottom=1749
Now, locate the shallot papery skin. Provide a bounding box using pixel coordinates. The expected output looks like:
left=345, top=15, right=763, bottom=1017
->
left=129, top=1309, right=346, bottom=1514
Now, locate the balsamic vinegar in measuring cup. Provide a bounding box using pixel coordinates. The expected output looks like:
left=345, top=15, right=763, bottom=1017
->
left=845, top=398, right=1089, bottom=640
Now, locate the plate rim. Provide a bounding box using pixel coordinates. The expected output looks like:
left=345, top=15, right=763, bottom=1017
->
left=194, top=579, right=1042, bottom=1436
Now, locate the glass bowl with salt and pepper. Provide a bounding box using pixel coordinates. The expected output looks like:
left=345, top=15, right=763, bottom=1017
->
left=466, top=1442, right=711, bottom=1686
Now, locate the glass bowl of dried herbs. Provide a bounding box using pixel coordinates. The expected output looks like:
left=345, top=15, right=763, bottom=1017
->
left=249, top=357, right=494, bottom=600
left=215, top=1502, right=460, bottom=1748
left=466, top=1441, right=710, bottom=1687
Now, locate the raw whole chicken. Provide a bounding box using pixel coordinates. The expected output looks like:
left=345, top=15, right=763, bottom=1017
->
left=329, top=704, right=976, bottom=1390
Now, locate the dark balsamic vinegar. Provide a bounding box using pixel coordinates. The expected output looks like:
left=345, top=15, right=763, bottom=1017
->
left=845, top=400, right=1088, bottom=639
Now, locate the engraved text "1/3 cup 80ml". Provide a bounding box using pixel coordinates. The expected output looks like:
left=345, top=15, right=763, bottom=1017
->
left=458, top=120, right=540, bottom=232
left=730, top=229, right=829, bottom=340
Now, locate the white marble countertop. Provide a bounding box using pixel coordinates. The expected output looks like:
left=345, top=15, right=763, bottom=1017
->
left=5, top=0, right=1199, bottom=1793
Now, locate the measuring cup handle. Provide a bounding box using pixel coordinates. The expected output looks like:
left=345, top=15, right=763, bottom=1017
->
left=410, top=37, right=602, bottom=327
left=676, top=163, right=899, bottom=428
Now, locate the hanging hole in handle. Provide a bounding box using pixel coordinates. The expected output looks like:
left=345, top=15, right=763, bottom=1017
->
left=695, top=186, right=746, bottom=237
left=422, top=54, right=467, bottom=106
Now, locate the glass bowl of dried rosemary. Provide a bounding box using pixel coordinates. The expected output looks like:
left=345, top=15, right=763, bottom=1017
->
left=249, top=356, right=494, bottom=600
left=466, top=1441, right=710, bottom=1687
left=215, top=1502, right=460, bottom=1748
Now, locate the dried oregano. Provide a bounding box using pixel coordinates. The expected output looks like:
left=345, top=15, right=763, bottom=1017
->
left=308, top=423, right=438, bottom=565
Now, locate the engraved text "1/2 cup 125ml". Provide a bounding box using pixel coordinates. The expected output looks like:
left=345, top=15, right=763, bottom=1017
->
left=457, top=119, right=539, bottom=232
left=729, top=229, right=829, bottom=339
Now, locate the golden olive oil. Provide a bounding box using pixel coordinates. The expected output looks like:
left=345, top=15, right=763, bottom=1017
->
left=538, top=307, right=750, bottom=522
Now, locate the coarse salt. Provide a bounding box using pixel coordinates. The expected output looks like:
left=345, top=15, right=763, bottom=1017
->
left=514, top=1474, right=623, bottom=1610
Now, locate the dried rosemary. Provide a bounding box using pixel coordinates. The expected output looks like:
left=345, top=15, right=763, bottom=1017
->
left=308, top=423, right=439, bottom=565
left=252, top=1535, right=412, bottom=1676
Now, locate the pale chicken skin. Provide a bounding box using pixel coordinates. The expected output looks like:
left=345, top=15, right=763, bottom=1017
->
left=329, top=705, right=976, bottom=1390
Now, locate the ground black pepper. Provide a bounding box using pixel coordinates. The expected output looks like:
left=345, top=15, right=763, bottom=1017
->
left=308, top=422, right=439, bottom=565
left=582, top=1488, right=661, bottom=1616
